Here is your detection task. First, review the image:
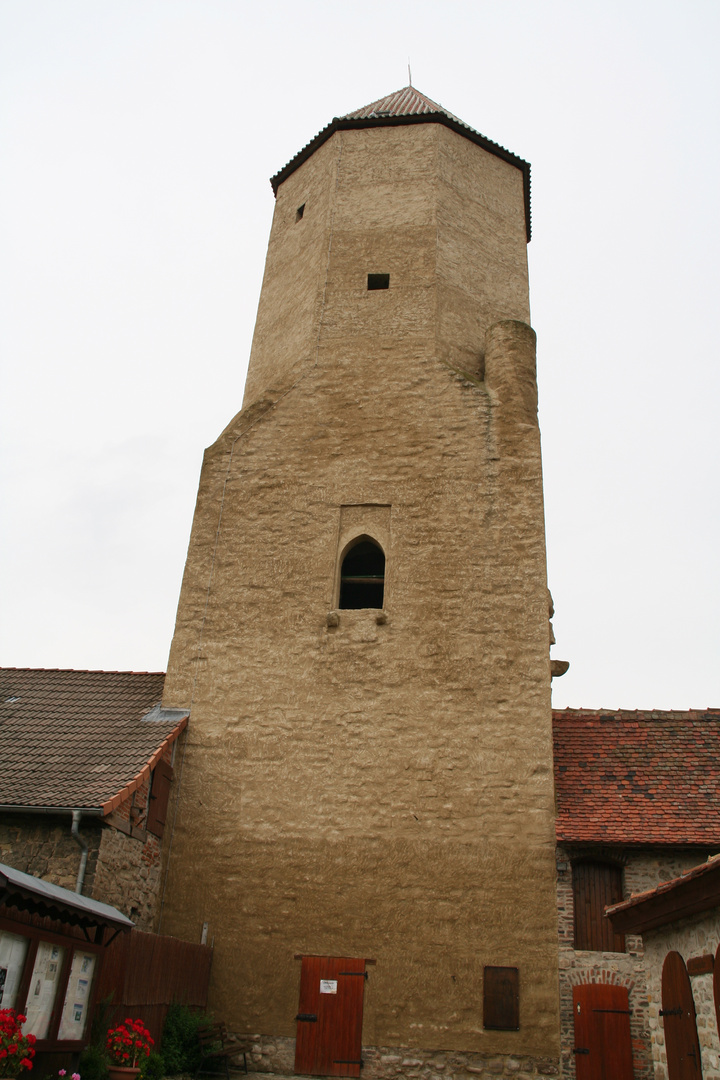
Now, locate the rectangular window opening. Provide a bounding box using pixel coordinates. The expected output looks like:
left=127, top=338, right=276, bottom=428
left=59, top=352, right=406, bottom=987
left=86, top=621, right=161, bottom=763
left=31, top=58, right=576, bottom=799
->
left=367, top=273, right=389, bottom=291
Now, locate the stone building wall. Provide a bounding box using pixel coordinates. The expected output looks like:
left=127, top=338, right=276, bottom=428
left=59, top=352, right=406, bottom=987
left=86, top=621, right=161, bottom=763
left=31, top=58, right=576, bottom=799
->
left=643, top=909, right=720, bottom=1080
left=0, top=812, right=102, bottom=894
left=161, top=115, right=559, bottom=1068
left=90, top=823, right=162, bottom=930
left=0, top=744, right=173, bottom=931
left=239, top=1033, right=559, bottom=1080
left=556, top=845, right=712, bottom=1079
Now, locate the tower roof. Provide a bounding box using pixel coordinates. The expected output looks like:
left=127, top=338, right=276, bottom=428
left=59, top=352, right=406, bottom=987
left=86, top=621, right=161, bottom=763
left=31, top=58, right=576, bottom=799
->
left=340, top=85, right=465, bottom=122
left=270, top=86, right=532, bottom=241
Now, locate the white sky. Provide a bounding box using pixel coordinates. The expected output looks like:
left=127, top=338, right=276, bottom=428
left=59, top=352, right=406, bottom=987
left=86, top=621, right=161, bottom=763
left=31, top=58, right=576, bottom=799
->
left=1, top=0, right=718, bottom=710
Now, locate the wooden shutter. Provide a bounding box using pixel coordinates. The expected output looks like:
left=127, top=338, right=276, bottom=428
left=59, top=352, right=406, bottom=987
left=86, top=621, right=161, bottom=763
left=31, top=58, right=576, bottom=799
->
left=483, top=966, right=519, bottom=1030
left=573, top=861, right=625, bottom=952
left=573, top=982, right=634, bottom=1080
left=294, top=956, right=366, bottom=1077
left=146, top=759, right=173, bottom=838
left=662, top=951, right=702, bottom=1080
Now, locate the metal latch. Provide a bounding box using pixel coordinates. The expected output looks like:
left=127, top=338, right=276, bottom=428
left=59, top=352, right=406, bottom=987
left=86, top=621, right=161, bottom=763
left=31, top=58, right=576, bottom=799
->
left=334, top=1062, right=364, bottom=1068
left=340, top=971, right=369, bottom=979
left=295, top=1014, right=317, bottom=1022
left=572, top=1048, right=590, bottom=1055
left=660, top=1007, right=683, bottom=1017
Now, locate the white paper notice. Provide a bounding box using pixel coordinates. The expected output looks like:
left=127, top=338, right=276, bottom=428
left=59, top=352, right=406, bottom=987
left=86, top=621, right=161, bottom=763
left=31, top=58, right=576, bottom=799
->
left=58, top=952, right=96, bottom=1041
left=320, top=980, right=337, bottom=994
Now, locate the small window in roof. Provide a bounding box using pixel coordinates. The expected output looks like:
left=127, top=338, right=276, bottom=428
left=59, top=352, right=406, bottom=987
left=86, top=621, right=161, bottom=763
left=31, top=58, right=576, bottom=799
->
left=367, top=273, right=389, bottom=290
left=296, top=204, right=305, bottom=222
left=339, top=539, right=385, bottom=609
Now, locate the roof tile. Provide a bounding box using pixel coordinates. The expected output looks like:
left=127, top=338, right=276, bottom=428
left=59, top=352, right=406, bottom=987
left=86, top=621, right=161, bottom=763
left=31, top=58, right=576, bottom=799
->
left=553, top=708, right=720, bottom=845
left=0, top=668, right=183, bottom=811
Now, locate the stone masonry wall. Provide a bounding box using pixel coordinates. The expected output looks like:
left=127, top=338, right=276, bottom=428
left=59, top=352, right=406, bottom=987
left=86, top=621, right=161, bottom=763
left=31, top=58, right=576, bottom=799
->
left=90, top=744, right=174, bottom=929
left=91, top=825, right=162, bottom=931
left=643, top=909, right=720, bottom=1080
left=161, top=117, right=559, bottom=1062
left=0, top=812, right=101, bottom=894
left=238, top=1033, right=559, bottom=1080
left=556, top=845, right=713, bottom=1079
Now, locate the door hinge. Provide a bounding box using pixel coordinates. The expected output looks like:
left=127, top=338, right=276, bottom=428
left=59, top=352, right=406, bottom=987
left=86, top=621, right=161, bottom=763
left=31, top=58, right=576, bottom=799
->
left=340, top=971, right=369, bottom=979
left=592, top=1008, right=632, bottom=1014
left=334, top=1061, right=364, bottom=1068
left=660, top=1007, right=683, bottom=1017
left=295, top=1014, right=317, bottom=1022
left=572, top=1048, right=590, bottom=1055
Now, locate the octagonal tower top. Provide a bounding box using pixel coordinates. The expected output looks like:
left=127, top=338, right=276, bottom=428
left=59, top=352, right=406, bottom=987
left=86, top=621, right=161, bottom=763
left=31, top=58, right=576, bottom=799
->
left=270, top=86, right=532, bottom=241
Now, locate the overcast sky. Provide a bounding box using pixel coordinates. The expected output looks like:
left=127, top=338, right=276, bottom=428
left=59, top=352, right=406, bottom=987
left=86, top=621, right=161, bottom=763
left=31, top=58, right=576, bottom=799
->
left=1, top=0, right=718, bottom=710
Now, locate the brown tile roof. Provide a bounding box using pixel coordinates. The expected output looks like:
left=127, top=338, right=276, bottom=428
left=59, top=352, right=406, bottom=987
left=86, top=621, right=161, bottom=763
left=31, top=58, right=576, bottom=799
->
left=269, top=85, right=532, bottom=240
left=0, top=668, right=186, bottom=813
left=553, top=708, right=720, bottom=846
left=341, top=86, right=465, bottom=122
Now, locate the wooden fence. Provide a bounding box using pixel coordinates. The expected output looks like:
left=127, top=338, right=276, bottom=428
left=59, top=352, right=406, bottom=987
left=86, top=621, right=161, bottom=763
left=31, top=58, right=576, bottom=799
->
left=95, top=928, right=213, bottom=1047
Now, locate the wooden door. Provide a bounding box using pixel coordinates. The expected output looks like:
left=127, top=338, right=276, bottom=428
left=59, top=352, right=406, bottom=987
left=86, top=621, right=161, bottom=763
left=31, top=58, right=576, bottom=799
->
left=714, top=941, right=720, bottom=1046
left=662, top=951, right=702, bottom=1080
left=294, top=956, right=367, bottom=1077
left=572, top=983, right=634, bottom=1080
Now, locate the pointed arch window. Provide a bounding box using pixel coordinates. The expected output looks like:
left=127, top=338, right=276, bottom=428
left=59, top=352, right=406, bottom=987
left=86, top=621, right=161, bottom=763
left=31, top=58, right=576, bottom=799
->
left=339, top=539, right=385, bottom=609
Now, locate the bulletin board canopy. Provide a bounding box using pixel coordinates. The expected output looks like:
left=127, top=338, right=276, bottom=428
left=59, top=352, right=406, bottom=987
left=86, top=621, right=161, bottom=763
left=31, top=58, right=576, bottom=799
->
left=0, top=862, right=134, bottom=936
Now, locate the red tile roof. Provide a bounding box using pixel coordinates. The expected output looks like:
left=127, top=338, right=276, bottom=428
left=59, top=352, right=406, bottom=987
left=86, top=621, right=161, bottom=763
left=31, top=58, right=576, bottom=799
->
left=553, top=708, right=720, bottom=846
left=0, top=668, right=186, bottom=813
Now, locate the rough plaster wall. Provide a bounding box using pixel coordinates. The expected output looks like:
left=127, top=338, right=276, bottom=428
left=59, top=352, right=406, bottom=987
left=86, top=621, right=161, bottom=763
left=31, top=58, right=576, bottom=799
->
left=0, top=814, right=100, bottom=894
left=162, top=122, right=558, bottom=1062
left=643, top=911, right=720, bottom=1080
left=556, top=845, right=713, bottom=1079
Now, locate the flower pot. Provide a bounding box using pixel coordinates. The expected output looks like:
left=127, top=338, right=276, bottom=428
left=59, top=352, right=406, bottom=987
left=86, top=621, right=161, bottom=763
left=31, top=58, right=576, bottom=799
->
left=108, top=1067, right=141, bottom=1080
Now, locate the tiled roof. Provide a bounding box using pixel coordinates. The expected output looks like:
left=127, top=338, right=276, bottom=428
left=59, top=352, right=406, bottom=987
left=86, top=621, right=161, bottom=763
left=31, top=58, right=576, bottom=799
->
left=553, top=708, right=720, bottom=846
left=341, top=86, right=465, bottom=122
left=269, top=85, right=532, bottom=241
left=0, top=668, right=186, bottom=813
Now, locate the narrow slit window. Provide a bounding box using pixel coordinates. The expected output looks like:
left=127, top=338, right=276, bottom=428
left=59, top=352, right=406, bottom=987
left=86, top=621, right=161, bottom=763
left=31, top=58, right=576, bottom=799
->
left=367, top=273, right=389, bottom=290
left=339, top=540, right=385, bottom=609
left=296, top=204, right=305, bottom=222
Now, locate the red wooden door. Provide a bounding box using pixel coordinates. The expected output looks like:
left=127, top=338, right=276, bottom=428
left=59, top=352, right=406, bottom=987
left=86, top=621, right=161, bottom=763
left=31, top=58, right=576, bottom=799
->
left=572, top=983, right=634, bottom=1080
left=662, top=951, right=702, bottom=1080
left=294, top=956, right=367, bottom=1077
left=714, top=942, right=720, bottom=1046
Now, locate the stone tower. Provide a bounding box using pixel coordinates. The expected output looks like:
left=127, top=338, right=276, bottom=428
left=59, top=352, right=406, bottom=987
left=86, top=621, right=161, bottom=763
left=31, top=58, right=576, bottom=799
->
left=160, top=87, right=560, bottom=1076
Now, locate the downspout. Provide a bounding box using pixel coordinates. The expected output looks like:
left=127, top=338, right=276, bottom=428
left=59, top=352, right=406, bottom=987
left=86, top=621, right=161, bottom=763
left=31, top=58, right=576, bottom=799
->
left=71, top=810, right=89, bottom=895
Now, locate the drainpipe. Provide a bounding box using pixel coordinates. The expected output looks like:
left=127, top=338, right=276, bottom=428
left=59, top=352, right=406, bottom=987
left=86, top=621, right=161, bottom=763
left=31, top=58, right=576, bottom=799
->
left=71, top=810, right=89, bottom=895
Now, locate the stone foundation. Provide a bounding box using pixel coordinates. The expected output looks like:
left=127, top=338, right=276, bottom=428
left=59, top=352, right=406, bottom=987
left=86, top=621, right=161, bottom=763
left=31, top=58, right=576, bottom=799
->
left=238, top=1035, right=558, bottom=1079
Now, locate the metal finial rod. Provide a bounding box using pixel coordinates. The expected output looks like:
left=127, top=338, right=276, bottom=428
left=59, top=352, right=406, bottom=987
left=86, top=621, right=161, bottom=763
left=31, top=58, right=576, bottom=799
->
left=408, top=60, right=412, bottom=87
